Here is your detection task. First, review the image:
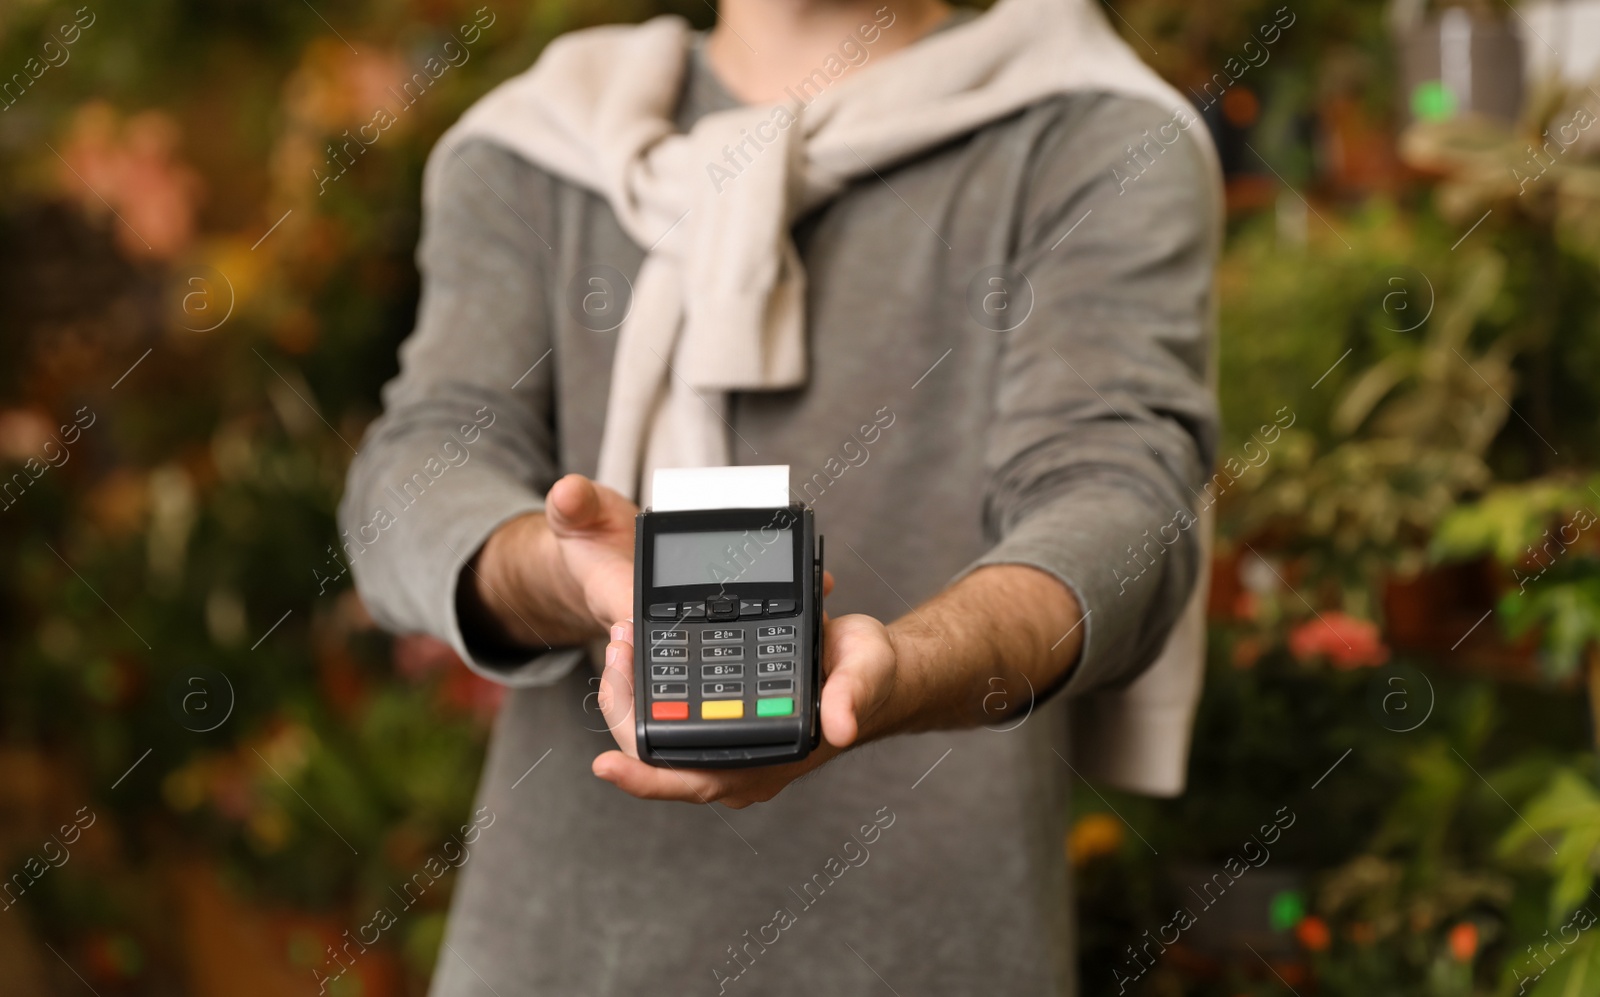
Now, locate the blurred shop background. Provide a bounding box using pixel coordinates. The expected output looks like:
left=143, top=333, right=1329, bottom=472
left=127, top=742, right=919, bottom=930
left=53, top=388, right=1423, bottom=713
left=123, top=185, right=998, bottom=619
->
left=4, top=0, right=1600, bottom=993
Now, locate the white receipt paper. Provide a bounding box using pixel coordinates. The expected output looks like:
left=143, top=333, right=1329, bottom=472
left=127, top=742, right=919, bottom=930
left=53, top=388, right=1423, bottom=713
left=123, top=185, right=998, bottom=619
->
left=650, top=465, right=791, bottom=512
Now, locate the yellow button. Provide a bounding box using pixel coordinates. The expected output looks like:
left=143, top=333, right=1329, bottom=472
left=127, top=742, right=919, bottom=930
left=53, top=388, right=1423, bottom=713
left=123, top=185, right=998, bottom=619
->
left=701, top=700, right=744, bottom=720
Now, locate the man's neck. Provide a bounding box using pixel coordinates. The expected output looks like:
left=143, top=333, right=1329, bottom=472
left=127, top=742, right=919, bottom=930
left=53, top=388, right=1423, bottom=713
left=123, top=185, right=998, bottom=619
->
left=705, top=0, right=955, bottom=104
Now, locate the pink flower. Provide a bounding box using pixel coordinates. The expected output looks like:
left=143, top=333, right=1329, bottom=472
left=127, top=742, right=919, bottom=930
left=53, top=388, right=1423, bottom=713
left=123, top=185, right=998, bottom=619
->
left=55, top=103, right=204, bottom=260
left=1288, top=612, right=1389, bottom=669
left=440, top=666, right=506, bottom=725
left=392, top=633, right=459, bottom=682
left=0, top=409, right=54, bottom=460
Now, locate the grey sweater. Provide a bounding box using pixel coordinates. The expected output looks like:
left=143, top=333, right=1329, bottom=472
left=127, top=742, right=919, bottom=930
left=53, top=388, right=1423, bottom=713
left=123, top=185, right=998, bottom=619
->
left=340, top=34, right=1218, bottom=997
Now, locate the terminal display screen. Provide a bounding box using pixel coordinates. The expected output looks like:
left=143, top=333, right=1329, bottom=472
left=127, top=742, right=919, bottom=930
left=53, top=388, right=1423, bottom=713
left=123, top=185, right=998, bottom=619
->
left=652, top=529, right=794, bottom=587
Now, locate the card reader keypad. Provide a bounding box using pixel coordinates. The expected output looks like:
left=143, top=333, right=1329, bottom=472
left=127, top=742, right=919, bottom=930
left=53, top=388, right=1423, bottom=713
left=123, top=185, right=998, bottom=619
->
left=645, top=613, right=800, bottom=721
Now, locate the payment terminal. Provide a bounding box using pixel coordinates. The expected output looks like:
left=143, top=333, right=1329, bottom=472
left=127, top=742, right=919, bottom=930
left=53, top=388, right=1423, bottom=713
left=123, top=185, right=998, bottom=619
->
left=633, top=466, right=822, bottom=768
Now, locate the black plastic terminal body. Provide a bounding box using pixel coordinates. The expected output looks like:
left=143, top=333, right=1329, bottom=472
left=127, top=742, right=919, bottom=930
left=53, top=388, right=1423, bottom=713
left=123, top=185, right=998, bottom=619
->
left=633, top=504, right=822, bottom=768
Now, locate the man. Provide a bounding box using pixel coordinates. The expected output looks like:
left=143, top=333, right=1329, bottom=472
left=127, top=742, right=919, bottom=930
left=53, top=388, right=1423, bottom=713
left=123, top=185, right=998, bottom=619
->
left=341, top=0, right=1219, bottom=991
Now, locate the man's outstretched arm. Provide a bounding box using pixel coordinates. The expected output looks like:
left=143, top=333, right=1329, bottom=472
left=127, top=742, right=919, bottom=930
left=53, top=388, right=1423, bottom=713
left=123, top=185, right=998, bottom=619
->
left=456, top=472, right=1083, bottom=808
left=587, top=557, right=1084, bottom=808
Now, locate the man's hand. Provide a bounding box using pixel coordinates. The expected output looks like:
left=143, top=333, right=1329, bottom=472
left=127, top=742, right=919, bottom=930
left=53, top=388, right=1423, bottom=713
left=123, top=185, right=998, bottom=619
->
left=590, top=563, right=1084, bottom=808
left=463, top=474, right=638, bottom=648
left=591, top=611, right=897, bottom=809
left=463, top=477, right=1086, bottom=810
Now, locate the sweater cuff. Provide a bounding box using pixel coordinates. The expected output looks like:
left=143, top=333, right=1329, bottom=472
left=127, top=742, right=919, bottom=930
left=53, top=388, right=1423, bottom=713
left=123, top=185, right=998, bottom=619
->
left=951, top=485, right=1195, bottom=699
left=437, top=490, right=590, bottom=689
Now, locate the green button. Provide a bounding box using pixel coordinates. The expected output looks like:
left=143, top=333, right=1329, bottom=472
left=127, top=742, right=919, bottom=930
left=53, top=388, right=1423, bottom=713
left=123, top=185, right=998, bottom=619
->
left=756, top=697, right=794, bottom=717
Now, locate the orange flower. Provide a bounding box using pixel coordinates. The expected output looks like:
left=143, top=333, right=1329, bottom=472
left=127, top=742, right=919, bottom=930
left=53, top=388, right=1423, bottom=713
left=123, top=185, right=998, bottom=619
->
left=1222, top=87, right=1261, bottom=128
left=1288, top=612, right=1389, bottom=669
left=1231, top=635, right=1264, bottom=669
left=1066, top=813, right=1125, bottom=866
left=1233, top=590, right=1260, bottom=621
left=1295, top=915, right=1331, bottom=952
left=84, top=469, right=150, bottom=538
left=1448, top=922, right=1478, bottom=962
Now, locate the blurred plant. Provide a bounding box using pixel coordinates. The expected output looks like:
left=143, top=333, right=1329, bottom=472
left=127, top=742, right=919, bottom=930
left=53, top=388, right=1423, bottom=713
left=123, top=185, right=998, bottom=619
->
left=1220, top=213, right=1514, bottom=607
left=0, top=0, right=582, bottom=989
left=1434, top=478, right=1600, bottom=681
left=1493, top=766, right=1600, bottom=997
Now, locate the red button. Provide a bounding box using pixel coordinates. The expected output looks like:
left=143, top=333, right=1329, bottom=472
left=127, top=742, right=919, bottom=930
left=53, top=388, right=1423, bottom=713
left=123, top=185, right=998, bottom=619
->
left=652, top=701, right=689, bottom=721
